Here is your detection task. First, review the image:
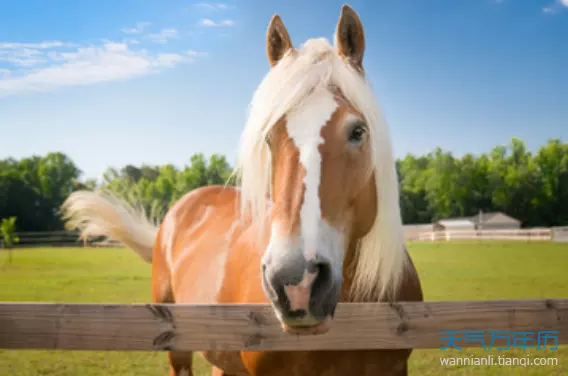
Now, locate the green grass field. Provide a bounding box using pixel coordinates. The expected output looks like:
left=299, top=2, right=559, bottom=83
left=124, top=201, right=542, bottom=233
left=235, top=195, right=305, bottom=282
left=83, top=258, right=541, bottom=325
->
left=0, top=241, right=567, bottom=375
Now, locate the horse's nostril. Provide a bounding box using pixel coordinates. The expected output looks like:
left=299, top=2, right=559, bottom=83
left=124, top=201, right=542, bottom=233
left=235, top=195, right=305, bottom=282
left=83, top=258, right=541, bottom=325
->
left=308, top=260, right=339, bottom=320
left=306, top=260, right=321, bottom=274
left=309, top=260, right=333, bottom=294
left=306, top=259, right=331, bottom=276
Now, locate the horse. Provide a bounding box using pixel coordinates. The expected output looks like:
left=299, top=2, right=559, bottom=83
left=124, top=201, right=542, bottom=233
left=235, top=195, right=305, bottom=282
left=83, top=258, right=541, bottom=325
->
left=61, top=4, right=423, bottom=376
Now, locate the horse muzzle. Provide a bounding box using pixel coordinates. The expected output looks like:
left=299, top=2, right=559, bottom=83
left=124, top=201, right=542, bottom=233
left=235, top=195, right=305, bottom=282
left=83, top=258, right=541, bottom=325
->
left=261, top=255, right=341, bottom=335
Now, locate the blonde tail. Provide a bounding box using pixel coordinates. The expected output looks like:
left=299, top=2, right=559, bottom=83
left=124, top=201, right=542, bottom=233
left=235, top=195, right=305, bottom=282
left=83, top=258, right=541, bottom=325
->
left=61, top=190, right=158, bottom=263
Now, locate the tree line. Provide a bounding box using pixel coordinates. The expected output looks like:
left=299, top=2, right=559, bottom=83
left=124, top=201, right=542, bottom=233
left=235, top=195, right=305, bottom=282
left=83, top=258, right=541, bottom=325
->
left=0, top=152, right=232, bottom=232
left=397, top=138, right=568, bottom=227
left=0, top=137, right=567, bottom=232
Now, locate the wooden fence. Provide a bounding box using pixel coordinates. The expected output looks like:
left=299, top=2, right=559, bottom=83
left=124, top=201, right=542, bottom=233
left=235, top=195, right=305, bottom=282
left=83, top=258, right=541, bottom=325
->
left=1, top=299, right=566, bottom=351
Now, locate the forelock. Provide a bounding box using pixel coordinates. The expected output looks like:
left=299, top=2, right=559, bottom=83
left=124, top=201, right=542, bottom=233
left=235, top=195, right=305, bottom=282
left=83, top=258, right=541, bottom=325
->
left=234, top=36, right=397, bottom=235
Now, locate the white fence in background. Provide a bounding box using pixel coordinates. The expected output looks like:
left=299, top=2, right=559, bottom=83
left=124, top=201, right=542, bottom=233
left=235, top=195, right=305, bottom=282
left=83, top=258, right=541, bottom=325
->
left=414, top=228, right=552, bottom=242
left=551, top=226, right=568, bottom=242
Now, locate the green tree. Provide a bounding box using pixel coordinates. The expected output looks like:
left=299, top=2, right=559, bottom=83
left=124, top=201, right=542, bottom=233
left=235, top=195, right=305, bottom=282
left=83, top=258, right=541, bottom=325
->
left=533, top=139, right=568, bottom=226
left=396, top=137, right=568, bottom=226
left=397, top=155, right=432, bottom=224
left=176, top=153, right=208, bottom=194
left=423, top=148, right=462, bottom=220
left=140, top=165, right=160, bottom=181
left=487, top=138, right=541, bottom=226
left=0, top=170, right=47, bottom=231
left=98, top=153, right=234, bottom=223
left=1, top=216, right=19, bottom=264
left=206, top=154, right=233, bottom=185
left=121, top=165, right=142, bottom=183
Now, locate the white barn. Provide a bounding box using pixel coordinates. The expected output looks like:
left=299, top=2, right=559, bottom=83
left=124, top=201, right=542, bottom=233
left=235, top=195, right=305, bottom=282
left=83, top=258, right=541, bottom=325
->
left=433, top=211, right=521, bottom=231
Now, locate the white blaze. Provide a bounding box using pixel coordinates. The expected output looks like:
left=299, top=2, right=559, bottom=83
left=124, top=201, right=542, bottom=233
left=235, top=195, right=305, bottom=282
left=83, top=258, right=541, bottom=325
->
left=285, top=88, right=338, bottom=260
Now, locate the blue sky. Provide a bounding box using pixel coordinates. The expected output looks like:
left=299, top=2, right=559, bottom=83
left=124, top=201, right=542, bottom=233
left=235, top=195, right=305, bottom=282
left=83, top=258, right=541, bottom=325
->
left=1, top=0, right=567, bottom=180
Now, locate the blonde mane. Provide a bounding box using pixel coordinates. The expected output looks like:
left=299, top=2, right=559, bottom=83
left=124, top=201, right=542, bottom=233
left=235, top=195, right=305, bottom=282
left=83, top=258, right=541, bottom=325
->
left=234, top=37, right=407, bottom=302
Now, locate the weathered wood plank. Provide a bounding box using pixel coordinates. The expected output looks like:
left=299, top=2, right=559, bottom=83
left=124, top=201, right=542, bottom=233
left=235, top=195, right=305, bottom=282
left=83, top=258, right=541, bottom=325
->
left=0, top=299, right=566, bottom=351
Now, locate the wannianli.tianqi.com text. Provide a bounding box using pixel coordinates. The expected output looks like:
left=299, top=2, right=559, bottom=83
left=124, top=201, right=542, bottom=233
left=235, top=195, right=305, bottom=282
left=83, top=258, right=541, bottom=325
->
left=439, top=355, right=559, bottom=367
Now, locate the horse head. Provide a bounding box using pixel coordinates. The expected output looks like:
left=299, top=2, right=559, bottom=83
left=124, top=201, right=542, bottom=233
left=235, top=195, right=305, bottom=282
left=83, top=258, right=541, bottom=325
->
left=235, top=5, right=408, bottom=336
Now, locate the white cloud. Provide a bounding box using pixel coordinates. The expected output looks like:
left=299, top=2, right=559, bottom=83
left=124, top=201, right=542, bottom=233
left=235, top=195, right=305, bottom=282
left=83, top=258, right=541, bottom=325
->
left=542, top=6, right=556, bottom=13
left=193, top=3, right=233, bottom=11
left=155, top=53, right=186, bottom=67
left=0, top=17, right=213, bottom=96
left=121, top=22, right=151, bottom=35
left=542, top=0, right=568, bottom=14
left=198, top=18, right=234, bottom=27
left=0, top=41, right=76, bottom=67
left=0, top=38, right=205, bottom=96
left=187, top=50, right=208, bottom=57
left=0, top=41, right=71, bottom=49
left=0, top=48, right=47, bottom=67
left=145, top=28, right=179, bottom=44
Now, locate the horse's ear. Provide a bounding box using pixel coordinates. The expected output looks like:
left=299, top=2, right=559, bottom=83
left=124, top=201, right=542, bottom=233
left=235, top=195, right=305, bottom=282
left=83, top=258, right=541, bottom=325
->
left=266, top=14, right=293, bottom=67
left=335, top=5, right=365, bottom=69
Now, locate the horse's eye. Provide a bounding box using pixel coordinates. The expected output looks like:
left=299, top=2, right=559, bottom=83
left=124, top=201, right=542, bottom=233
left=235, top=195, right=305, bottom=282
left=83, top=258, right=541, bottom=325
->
left=348, top=124, right=366, bottom=144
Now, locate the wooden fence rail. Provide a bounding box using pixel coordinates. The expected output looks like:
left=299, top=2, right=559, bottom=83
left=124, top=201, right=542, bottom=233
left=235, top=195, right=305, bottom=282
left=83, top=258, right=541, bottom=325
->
left=1, top=299, right=567, bottom=352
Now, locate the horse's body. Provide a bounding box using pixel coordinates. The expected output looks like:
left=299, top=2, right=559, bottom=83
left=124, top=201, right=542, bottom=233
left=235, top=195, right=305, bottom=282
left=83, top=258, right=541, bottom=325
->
left=62, top=5, right=423, bottom=375
left=155, top=185, right=421, bottom=375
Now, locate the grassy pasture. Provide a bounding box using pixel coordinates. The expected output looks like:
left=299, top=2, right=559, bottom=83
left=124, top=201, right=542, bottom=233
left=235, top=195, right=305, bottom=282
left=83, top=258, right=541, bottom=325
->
left=0, top=241, right=567, bottom=375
